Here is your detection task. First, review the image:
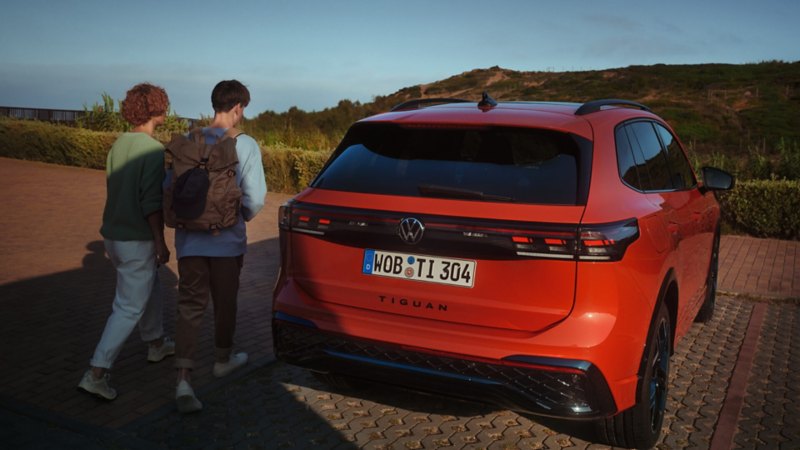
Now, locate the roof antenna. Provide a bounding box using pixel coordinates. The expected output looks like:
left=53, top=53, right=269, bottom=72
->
left=477, top=92, right=497, bottom=108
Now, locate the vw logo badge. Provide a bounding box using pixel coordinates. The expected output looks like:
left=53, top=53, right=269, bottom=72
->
left=398, top=218, right=425, bottom=245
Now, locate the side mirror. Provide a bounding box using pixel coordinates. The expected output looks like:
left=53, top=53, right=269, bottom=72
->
left=701, top=166, right=735, bottom=191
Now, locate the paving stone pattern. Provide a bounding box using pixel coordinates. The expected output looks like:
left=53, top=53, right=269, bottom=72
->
left=130, top=296, right=751, bottom=450
left=734, top=302, right=800, bottom=449
left=719, top=236, right=800, bottom=298
left=0, top=158, right=293, bottom=429
left=0, top=408, right=110, bottom=450
left=2, top=158, right=797, bottom=446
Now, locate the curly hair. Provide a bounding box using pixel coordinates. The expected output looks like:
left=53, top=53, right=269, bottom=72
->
left=120, top=83, right=170, bottom=126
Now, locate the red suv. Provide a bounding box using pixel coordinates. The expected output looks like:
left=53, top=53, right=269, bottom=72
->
left=272, top=94, right=734, bottom=449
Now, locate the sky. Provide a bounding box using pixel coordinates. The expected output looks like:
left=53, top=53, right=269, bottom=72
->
left=1, top=0, right=798, bottom=119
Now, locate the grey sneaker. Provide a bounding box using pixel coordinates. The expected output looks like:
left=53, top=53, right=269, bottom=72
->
left=176, top=381, right=202, bottom=413
left=77, top=371, right=117, bottom=401
left=148, top=337, right=175, bottom=363
left=212, top=352, right=248, bottom=378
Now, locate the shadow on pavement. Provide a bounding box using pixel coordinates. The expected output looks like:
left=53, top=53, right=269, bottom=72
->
left=0, top=235, right=278, bottom=430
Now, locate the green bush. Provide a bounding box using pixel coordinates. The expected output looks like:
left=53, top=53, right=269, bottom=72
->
left=76, top=93, right=189, bottom=135
left=260, top=145, right=332, bottom=194
left=0, top=117, right=119, bottom=169
left=1, top=117, right=333, bottom=194
left=718, top=179, right=800, bottom=240
left=777, top=139, right=800, bottom=180
left=76, top=92, right=131, bottom=132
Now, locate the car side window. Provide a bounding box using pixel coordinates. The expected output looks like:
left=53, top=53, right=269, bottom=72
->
left=628, top=121, right=674, bottom=191
left=615, top=126, right=644, bottom=190
left=655, top=123, right=697, bottom=190
left=622, top=125, right=653, bottom=191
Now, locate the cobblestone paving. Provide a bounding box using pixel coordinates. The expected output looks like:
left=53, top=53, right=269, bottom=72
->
left=1, top=408, right=109, bottom=450
left=735, top=302, right=800, bottom=449
left=129, top=296, right=753, bottom=450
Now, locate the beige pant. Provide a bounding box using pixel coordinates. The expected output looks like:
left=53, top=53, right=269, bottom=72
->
left=91, top=239, right=163, bottom=369
left=174, top=255, right=243, bottom=369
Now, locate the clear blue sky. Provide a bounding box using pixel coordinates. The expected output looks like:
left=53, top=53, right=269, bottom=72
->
left=1, top=0, right=798, bottom=119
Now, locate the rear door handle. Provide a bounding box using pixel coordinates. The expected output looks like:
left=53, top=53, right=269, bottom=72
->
left=692, top=211, right=702, bottom=222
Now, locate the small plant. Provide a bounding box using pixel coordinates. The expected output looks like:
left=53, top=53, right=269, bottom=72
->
left=156, top=105, right=189, bottom=135
left=76, top=92, right=131, bottom=132
left=777, top=138, right=800, bottom=180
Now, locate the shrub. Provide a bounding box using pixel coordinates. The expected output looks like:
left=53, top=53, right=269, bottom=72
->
left=1, top=117, right=334, bottom=194
left=777, top=138, right=800, bottom=180
left=718, top=179, right=800, bottom=240
left=260, top=145, right=332, bottom=194
left=741, top=146, right=773, bottom=180
left=76, top=92, right=131, bottom=132
left=0, top=117, right=118, bottom=169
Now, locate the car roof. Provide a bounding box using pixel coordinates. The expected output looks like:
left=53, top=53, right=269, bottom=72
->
left=359, top=100, right=659, bottom=141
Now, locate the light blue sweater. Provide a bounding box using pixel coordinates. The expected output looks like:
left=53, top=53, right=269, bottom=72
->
left=165, top=127, right=267, bottom=259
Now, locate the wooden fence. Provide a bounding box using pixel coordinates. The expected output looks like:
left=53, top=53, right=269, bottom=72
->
left=0, top=106, right=199, bottom=128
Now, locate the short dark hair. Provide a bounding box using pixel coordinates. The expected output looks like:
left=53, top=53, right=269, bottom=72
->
left=211, top=80, right=250, bottom=113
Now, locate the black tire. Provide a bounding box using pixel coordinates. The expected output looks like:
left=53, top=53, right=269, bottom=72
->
left=595, top=301, right=671, bottom=449
left=695, top=227, right=720, bottom=323
left=310, top=371, right=357, bottom=391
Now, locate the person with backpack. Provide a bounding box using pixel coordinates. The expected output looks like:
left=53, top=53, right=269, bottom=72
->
left=164, top=80, right=266, bottom=413
left=77, top=83, right=175, bottom=401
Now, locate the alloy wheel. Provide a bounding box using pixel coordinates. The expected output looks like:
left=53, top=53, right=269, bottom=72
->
left=649, top=317, right=670, bottom=432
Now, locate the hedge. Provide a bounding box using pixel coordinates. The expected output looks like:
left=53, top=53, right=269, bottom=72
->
left=0, top=117, right=332, bottom=194
left=717, top=179, right=800, bottom=240
left=2, top=118, right=798, bottom=240
left=261, top=146, right=332, bottom=194
left=0, top=117, right=119, bottom=169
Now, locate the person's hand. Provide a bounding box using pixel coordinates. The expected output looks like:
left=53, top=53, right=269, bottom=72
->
left=156, top=240, right=170, bottom=265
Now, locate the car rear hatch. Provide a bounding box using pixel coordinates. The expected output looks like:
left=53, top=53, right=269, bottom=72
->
left=286, top=119, right=593, bottom=333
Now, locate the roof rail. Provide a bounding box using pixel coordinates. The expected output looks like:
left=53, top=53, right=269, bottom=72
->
left=574, top=99, right=651, bottom=116
left=390, top=97, right=471, bottom=112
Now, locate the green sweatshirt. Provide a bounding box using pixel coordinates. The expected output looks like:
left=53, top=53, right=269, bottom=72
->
left=99, top=132, right=165, bottom=241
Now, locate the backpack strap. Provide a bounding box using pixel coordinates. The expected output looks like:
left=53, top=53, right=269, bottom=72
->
left=220, top=127, right=244, bottom=142
left=187, top=128, right=216, bottom=168
left=188, top=128, right=212, bottom=144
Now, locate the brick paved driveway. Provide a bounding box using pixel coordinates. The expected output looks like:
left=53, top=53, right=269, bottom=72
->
left=0, top=158, right=292, bottom=429
left=128, top=296, right=800, bottom=450
left=2, top=157, right=800, bottom=449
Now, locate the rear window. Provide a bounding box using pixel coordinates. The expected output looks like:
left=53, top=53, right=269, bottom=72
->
left=312, top=123, right=587, bottom=205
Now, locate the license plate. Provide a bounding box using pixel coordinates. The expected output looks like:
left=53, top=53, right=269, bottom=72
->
left=362, top=249, right=476, bottom=288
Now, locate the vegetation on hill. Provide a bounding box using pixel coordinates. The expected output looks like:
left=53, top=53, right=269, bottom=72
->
left=241, top=61, right=800, bottom=178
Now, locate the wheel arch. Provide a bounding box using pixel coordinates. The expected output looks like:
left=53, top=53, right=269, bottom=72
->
left=640, top=269, right=679, bottom=378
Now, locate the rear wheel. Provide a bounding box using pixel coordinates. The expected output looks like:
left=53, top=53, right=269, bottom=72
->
left=595, top=301, right=671, bottom=449
left=695, top=228, right=720, bottom=323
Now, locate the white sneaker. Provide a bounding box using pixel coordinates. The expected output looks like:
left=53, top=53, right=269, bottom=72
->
left=77, top=371, right=117, bottom=401
left=176, top=381, right=202, bottom=413
left=212, top=352, right=248, bottom=378
left=147, top=337, right=175, bottom=363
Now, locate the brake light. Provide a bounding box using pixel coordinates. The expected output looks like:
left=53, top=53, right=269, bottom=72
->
left=577, top=219, right=639, bottom=261
left=508, top=218, right=639, bottom=262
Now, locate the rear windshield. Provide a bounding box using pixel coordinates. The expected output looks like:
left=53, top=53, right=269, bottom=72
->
left=312, top=123, right=587, bottom=205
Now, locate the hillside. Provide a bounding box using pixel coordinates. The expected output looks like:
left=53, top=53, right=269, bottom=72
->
left=244, top=62, right=800, bottom=160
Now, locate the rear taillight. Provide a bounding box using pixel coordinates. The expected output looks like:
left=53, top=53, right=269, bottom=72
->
left=509, top=218, right=639, bottom=262
left=282, top=201, right=639, bottom=263
left=278, top=200, right=294, bottom=231
left=576, top=219, right=639, bottom=261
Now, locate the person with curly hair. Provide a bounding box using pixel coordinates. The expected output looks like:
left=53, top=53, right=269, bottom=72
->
left=77, top=83, right=175, bottom=400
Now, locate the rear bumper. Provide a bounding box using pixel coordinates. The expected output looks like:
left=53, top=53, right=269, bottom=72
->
left=273, top=314, right=617, bottom=420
